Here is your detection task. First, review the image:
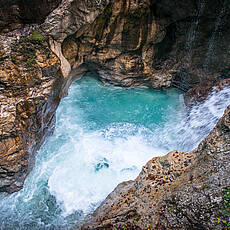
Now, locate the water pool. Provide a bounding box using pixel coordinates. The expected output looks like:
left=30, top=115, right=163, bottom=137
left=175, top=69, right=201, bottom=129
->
left=0, top=77, right=229, bottom=229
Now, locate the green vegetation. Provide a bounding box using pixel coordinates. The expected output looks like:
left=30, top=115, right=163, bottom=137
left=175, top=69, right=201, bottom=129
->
left=30, top=31, right=44, bottom=42
left=223, top=187, right=230, bottom=215
left=218, top=187, right=230, bottom=228
left=26, top=57, right=36, bottom=67
left=11, top=55, right=17, bottom=64
left=10, top=29, right=48, bottom=68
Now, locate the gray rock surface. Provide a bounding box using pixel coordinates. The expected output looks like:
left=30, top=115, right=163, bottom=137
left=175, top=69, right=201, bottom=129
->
left=82, top=105, right=230, bottom=229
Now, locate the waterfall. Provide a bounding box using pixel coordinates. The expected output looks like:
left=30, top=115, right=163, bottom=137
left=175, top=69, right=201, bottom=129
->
left=203, top=0, right=227, bottom=74
left=0, top=77, right=229, bottom=229
left=185, top=0, right=206, bottom=66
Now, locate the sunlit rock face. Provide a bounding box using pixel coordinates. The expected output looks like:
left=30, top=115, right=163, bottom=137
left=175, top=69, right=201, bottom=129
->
left=0, top=0, right=109, bottom=193
left=0, top=0, right=229, bottom=229
left=0, top=31, right=63, bottom=193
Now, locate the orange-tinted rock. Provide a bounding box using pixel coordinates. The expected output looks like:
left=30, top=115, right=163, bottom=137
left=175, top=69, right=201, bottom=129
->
left=0, top=30, right=63, bottom=193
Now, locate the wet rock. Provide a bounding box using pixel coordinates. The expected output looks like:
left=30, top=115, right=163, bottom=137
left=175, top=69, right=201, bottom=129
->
left=0, top=0, right=109, bottom=193
left=0, top=29, right=63, bottom=193
left=41, top=0, right=110, bottom=42
left=82, top=105, right=230, bottom=229
left=61, top=0, right=230, bottom=90
left=0, top=0, right=230, bottom=200
left=62, top=0, right=174, bottom=89
left=184, top=78, right=230, bottom=106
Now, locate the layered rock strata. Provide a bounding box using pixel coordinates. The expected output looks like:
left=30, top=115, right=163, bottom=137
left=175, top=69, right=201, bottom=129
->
left=82, top=104, right=230, bottom=229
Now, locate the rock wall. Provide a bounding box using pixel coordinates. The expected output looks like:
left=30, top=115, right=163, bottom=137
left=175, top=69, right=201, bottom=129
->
left=62, top=0, right=230, bottom=90
left=0, top=29, right=63, bottom=193
left=0, top=0, right=62, bottom=33
left=0, top=0, right=229, bottom=202
left=0, top=0, right=109, bottom=192
left=82, top=104, right=230, bottom=229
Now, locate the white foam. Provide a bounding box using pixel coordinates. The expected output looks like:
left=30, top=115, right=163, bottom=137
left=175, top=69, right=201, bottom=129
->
left=48, top=125, right=165, bottom=215
left=48, top=85, right=230, bottom=217
left=157, top=86, right=230, bottom=152
left=1, top=81, right=229, bottom=230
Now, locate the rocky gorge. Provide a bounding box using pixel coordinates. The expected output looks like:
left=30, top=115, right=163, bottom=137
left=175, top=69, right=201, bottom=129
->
left=0, top=0, right=230, bottom=229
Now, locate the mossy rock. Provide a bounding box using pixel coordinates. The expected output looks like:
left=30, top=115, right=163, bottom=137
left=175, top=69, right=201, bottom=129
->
left=31, top=31, right=44, bottom=41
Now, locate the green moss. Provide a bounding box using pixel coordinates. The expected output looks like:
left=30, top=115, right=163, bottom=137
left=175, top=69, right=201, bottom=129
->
left=25, top=57, right=36, bottom=67
left=31, top=31, right=44, bottom=42
left=123, top=22, right=130, bottom=33
left=223, top=187, right=230, bottom=216
left=11, top=55, right=17, bottom=64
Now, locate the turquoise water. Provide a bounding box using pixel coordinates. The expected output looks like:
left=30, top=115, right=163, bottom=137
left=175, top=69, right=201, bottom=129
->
left=0, top=77, right=229, bottom=229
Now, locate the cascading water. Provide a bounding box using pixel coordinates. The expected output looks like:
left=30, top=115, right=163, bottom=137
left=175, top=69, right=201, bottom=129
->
left=0, top=77, right=229, bottom=229
left=203, top=0, right=227, bottom=74
left=185, top=0, right=206, bottom=66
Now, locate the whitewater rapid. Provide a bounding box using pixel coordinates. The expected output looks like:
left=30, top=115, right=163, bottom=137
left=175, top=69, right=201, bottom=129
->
left=0, top=77, right=229, bottom=229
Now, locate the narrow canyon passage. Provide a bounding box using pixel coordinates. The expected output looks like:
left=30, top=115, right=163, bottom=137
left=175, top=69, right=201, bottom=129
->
left=0, top=77, right=229, bottom=229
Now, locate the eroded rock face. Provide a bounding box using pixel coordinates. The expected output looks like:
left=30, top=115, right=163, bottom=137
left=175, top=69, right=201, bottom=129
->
left=62, top=0, right=230, bottom=90
left=0, top=0, right=229, bottom=203
left=0, top=29, right=63, bottom=193
left=82, top=105, right=230, bottom=229
left=0, top=0, right=110, bottom=193
left=42, top=0, right=110, bottom=42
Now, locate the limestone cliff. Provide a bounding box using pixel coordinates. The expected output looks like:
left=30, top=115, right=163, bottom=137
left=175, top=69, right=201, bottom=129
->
left=0, top=29, right=63, bottom=193
left=82, top=104, right=230, bottom=229
left=0, top=0, right=109, bottom=193
left=0, top=0, right=229, bottom=205
left=62, top=0, right=230, bottom=90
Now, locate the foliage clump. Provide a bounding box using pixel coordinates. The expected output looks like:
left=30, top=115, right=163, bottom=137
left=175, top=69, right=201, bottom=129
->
left=30, top=31, right=44, bottom=42
left=218, top=187, right=230, bottom=228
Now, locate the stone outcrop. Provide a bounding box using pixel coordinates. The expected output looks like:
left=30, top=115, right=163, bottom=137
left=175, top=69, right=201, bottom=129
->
left=0, top=0, right=62, bottom=33
left=0, top=0, right=109, bottom=193
left=61, top=0, right=230, bottom=90
left=0, top=29, right=63, bottom=193
left=0, top=0, right=229, bottom=228
left=82, top=104, right=230, bottom=229
left=42, top=0, right=111, bottom=92
left=184, top=78, right=230, bottom=105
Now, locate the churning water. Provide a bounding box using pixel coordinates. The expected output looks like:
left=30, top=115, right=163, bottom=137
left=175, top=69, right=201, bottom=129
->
left=0, top=77, right=229, bottom=229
